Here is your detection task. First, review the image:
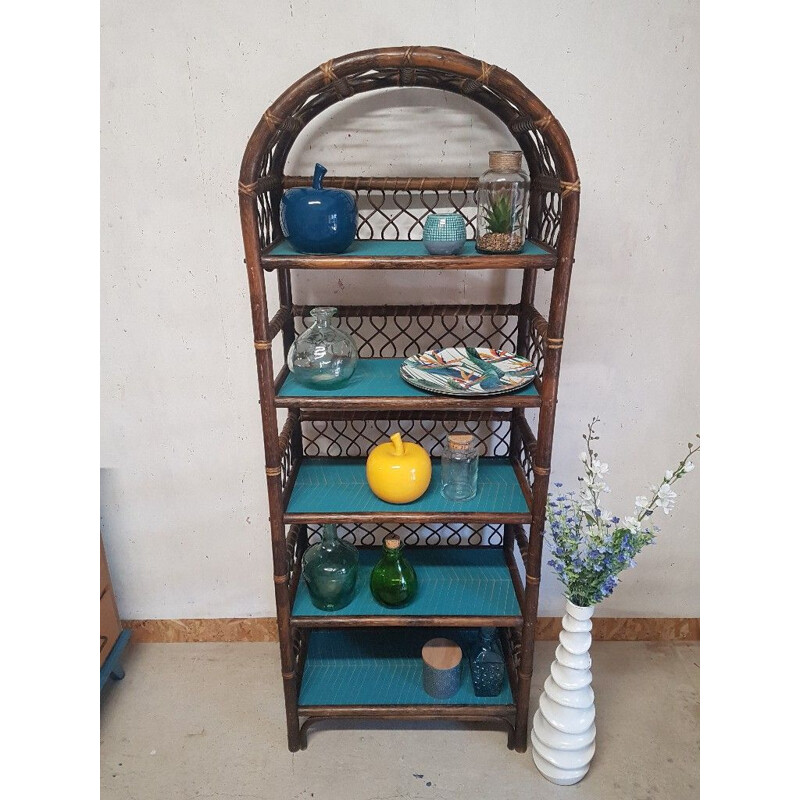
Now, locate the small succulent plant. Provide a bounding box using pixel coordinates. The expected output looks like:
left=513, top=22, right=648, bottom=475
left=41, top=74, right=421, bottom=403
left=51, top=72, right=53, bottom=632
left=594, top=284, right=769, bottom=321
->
left=483, top=192, right=521, bottom=234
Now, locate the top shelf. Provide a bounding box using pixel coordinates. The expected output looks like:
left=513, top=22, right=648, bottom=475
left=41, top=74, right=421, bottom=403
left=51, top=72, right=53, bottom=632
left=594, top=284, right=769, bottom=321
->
left=261, top=239, right=557, bottom=270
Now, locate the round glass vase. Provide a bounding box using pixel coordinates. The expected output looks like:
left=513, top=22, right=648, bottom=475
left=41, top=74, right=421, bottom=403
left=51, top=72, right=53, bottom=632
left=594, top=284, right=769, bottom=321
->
left=422, top=213, right=467, bottom=255
left=287, top=306, right=358, bottom=389
left=301, top=524, right=359, bottom=611
left=476, top=150, right=530, bottom=254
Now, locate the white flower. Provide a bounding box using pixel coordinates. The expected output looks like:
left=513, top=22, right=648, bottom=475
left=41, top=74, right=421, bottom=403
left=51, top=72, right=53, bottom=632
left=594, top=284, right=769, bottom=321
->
left=596, top=462, right=609, bottom=475
left=579, top=451, right=588, bottom=463
left=623, top=515, right=642, bottom=532
left=587, top=524, right=606, bottom=542
left=585, top=475, right=609, bottom=493
left=600, top=509, right=613, bottom=523
left=665, top=469, right=674, bottom=480
left=635, top=495, right=649, bottom=509
left=657, top=484, right=677, bottom=501
left=684, top=461, right=695, bottom=472
left=655, top=484, right=677, bottom=515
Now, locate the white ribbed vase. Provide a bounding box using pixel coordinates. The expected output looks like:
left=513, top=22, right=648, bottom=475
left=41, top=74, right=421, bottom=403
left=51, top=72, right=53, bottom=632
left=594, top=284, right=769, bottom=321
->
left=531, top=599, right=596, bottom=785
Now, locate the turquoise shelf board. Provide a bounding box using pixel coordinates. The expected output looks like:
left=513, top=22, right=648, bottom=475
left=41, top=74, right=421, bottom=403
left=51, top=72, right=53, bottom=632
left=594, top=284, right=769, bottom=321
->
left=293, top=547, right=520, bottom=618
left=278, top=358, right=539, bottom=399
left=286, top=458, right=529, bottom=516
left=268, top=239, right=550, bottom=259
left=299, top=627, right=513, bottom=707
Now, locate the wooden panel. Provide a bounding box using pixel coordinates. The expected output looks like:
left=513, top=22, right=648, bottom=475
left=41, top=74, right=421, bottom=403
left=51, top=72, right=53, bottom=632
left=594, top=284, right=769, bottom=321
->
left=100, top=588, right=122, bottom=666
left=100, top=537, right=112, bottom=597
left=122, top=616, right=699, bottom=643
left=126, top=617, right=279, bottom=643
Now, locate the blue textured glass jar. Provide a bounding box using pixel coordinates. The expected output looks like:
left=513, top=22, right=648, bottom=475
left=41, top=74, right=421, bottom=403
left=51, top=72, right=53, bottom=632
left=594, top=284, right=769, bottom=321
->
left=469, top=627, right=505, bottom=697
left=422, top=213, right=467, bottom=255
left=280, top=163, right=357, bottom=254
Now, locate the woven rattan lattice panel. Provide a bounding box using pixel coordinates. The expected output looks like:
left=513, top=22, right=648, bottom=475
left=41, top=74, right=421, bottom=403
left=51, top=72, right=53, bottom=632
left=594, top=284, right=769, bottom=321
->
left=298, top=412, right=512, bottom=459
left=293, top=304, right=523, bottom=358
left=306, top=522, right=506, bottom=547
left=256, top=177, right=562, bottom=251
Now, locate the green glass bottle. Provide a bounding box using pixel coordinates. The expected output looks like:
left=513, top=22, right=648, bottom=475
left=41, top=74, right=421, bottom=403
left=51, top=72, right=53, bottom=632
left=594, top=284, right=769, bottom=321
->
left=301, top=523, right=359, bottom=611
left=369, top=533, right=418, bottom=607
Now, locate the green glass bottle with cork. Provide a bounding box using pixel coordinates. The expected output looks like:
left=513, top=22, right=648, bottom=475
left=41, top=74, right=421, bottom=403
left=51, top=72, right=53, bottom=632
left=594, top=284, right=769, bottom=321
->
left=369, top=533, right=418, bottom=607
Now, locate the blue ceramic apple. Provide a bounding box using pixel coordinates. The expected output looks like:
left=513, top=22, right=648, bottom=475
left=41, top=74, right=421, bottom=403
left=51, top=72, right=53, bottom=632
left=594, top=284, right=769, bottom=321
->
left=280, top=163, right=357, bottom=254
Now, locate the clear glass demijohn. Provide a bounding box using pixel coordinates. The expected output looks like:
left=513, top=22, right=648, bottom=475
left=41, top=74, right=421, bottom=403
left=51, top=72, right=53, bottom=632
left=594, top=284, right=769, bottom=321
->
left=287, top=306, right=358, bottom=388
left=301, top=524, right=359, bottom=611
left=476, top=150, right=530, bottom=254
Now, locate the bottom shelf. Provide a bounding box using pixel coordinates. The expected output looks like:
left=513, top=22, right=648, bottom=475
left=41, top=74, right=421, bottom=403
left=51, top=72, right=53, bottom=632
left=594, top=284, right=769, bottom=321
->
left=298, top=627, right=514, bottom=708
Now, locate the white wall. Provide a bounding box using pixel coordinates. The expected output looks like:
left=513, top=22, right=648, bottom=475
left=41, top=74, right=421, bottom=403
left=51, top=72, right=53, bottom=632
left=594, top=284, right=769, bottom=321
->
left=101, top=0, right=699, bottom=619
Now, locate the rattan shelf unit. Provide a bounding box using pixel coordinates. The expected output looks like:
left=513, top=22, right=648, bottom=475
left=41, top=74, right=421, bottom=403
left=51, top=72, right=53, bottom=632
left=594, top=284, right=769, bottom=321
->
left=238, top=47, right=579, bottom=754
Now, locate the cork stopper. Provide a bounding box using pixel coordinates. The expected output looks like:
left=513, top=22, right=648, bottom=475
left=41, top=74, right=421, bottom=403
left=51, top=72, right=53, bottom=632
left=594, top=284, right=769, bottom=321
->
left=383, top=533, right=402, bottom=550
left=447, top=433, right=475, bottom=451
left=488, top=150, right=523, bottom=171
left=422, top=638, right=462, bottom=671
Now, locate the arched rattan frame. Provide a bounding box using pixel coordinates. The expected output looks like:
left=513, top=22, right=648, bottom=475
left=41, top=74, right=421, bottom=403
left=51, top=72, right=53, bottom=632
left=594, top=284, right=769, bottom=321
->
left=238, top=47, right=580, bottom=754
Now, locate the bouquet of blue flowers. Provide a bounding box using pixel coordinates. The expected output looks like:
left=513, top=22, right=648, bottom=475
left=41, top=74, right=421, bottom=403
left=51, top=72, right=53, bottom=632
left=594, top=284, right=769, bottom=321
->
left=546, top=419, right=699, bottom=608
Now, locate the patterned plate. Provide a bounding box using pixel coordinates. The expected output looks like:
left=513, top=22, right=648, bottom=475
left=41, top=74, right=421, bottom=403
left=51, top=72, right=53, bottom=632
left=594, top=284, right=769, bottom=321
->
left=400, top=347, right=538, bottom=397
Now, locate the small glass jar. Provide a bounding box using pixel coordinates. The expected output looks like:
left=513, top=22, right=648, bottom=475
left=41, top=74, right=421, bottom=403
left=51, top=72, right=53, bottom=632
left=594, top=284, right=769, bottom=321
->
left=301, top=523, right=359, bottom=611
left=469, top=627, right=505, bottom=697
left=287, top=306, right=358, bottom=388
left=441, top=432, right=479, bottom=501
left=369, top=533, right=418, bottom=607
left=476, top=150, right=530, bottom=254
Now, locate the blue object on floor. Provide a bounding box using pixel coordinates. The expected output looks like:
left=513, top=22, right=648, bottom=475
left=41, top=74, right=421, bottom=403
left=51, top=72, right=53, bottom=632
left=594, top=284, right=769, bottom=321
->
left=101, top=628, right=132, bottom=691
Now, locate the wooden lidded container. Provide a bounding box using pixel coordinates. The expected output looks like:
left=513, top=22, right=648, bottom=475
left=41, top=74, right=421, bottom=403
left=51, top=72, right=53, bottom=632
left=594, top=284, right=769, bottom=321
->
left=422, top=638, right=463, bottom=699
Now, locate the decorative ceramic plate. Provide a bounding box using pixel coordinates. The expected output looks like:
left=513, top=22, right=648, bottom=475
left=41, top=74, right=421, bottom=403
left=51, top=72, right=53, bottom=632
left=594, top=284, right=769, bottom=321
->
left=400, top=347, right=538, bottom=397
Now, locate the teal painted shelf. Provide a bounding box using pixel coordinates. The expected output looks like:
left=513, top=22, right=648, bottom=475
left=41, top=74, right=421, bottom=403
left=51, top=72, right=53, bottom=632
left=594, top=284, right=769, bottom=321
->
left=293, top=547, right=521, bottom=620
left=269, top=239, right=550, bottom=258
left=261, top=238, right=556, bottom=270
left=276, top=358, right=539, bottom=407
left=298, top=627, right=513, bottom=707
left=285, top=458, right=530, bottom=521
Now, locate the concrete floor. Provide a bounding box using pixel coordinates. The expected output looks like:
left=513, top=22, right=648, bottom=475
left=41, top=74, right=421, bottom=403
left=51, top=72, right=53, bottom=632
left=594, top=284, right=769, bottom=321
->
left=100, top=641, right=699, bottom=800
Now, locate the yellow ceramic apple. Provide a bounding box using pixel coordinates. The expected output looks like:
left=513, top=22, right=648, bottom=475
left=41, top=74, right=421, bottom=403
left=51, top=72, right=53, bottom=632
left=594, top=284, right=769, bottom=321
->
left=366, top=432, right=432, bottom=504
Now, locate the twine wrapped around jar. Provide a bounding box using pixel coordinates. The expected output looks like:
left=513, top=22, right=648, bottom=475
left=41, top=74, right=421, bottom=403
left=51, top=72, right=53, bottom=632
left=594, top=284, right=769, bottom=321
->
left=488, top=150, right=523, bottom=172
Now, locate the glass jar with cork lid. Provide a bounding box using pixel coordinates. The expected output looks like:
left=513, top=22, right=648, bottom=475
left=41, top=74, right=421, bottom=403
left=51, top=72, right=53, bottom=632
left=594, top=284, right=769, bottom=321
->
left=441, top=432, right=480, bottom=501
left=476, top=150, right=530, bottom=254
